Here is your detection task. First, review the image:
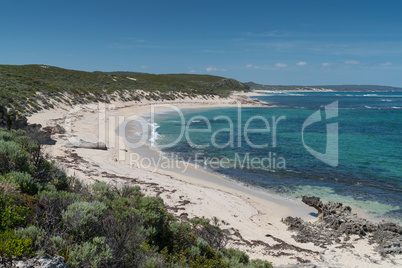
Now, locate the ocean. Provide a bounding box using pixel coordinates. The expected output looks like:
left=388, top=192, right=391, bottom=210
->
left=151, top=91, right=402, bottom=222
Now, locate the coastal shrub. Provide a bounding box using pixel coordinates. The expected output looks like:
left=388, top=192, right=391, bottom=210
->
left=188, top=245, right=201, bottom=256
left=196, top=237, right=216, bottom=259
left=0, top=130, right=14, bottom=142
left=62, top=201, right=107, bottom=239
left=0, top=229, right=33, bottom=258
left=137, top=196, right=176, bottom=248
left=119, top=184, right=142, bottom=199
left=33, top=158, right=69, bottom=190
left=38, top=186, right=82, bottom=206
left=190, top=217, right=228, bottom=250
left=0, top=192, right=32, bottom=231
left=110, top=196, right=139, bottom=222
left=168, top=221, right=193, bottom=252
left=2, top=171, right=39, bottom=195
left=100, top=211, right=145, bottom=266
left=67, top=237, right=112, bottom=268
left=37, top=187, right=83, bottom=234
left=15, top=225, right=46, bottom=252
left=91, top=181, right=117, bottom=203
left=250, top=259, right=273, bottom=268
left=0, top=140, right=31, bottom=174
left=50, top=235, right=68, bottom=257
left=221, top=248, right=250, bottom=265
left=139, top=254, right=166, bottom=268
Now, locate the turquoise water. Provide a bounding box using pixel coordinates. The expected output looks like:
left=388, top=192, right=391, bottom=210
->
left=152, top=92, right=402, bottom=221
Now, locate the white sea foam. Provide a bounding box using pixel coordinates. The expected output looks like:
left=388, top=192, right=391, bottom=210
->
left=148, top=122, right=161, bottom=147
left=363, top=94, right=402, bottom=98
left=363, top=94, right=378, bottom=97
left=285, top=93, right=306, bottom=96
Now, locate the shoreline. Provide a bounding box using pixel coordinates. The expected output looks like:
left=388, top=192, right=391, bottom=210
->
left=27, top=92, right=401, bottom=267
left=138, top=106, right=375, bottom=222
left=142, top=97, right=394, bottom=225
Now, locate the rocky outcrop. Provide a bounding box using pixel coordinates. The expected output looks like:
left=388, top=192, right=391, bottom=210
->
left=43, top=124, right=66, bottom=136
left=282, top=196, right=402, bottom=256
left=6, top=255, right=68, bottom=268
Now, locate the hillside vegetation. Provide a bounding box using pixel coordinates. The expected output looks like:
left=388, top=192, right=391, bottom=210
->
left=0, top=128, right=271, bottom=267
left=245, top=82, right=402, bottom=91
left=0, top=64, right=249, bottom=114
left=0, top=65, right=270, bottom=267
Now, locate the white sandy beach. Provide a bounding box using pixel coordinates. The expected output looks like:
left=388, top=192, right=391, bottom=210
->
left=28, top=92, right=401, bottom=267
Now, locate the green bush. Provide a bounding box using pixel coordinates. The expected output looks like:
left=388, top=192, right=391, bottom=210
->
left=91, top=182, right=117, bottom=203
left=190, top=217, right=227, bottom=250
left=139, top=254, right=166, bottom=268
left=0, top=193, right=32, bottom=231
left=188, top=245, right=201, bottom=256
left=119, top=185, right=142, bottom=199
left=138, top=196, right=175, bottom=248
left=39, top=186, right=82, bottom=205
left=50, top=235, right=69, bottom=257
left=15, top=225, right=46, bottom=252
left=0, top=229, right=33, bottom=258
left=62, top=201, right=107, bottom=239
left=2, top=171, right=39, bottom=195
left=0, top=140, right=31, bottom=174
left=68, top=237, right=112, bottom=268
left=33, top=158, right=69, bottom=190
left=196, top=237, right=216, bottom=259
left=250, top=259, right=273, bottom=268
left=37, top=188, right=83, bottom=234
left=221, top=248, right=250, bottom=265
left=0, top=131, right=14, bottom=142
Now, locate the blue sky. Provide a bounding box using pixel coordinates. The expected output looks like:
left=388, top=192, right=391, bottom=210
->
left=1, top=0, right=402, bottom=86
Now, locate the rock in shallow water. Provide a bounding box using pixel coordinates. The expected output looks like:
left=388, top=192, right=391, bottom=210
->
left=283, top=196, right=402, bottom=256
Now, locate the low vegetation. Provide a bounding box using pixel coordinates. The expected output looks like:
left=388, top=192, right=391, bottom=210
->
left=0, top=64, right=249, bottom=114
left=0, top=128, right=272, bottom=267
left=245, top=82, right=402, bottom=91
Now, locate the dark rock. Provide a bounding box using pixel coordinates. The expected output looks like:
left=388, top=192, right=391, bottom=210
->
left=13, top=255, right=68, bottom=268
left=283, top=196, right=402, bottom=256
left=45, top=124, right=66, bottom=135
left=12, top=116, right=29, bottom=129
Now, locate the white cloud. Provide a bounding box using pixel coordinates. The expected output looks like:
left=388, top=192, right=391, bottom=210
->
left=245, top=64, right=260, bottom=69
left=296, top=61, right=307, bottom=66
left=141, top=65, right=150, bottom=69
left=322, top=62, right=331, bottom=67
left=205, top=65, right=227, bottom=72
left=345, top=60, right=360, bottom=65
left=379, top=61, right=392, bottom=66
left=206, top=66, right=217, bottom=72
left=275, top=63, right=287, bottom=68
